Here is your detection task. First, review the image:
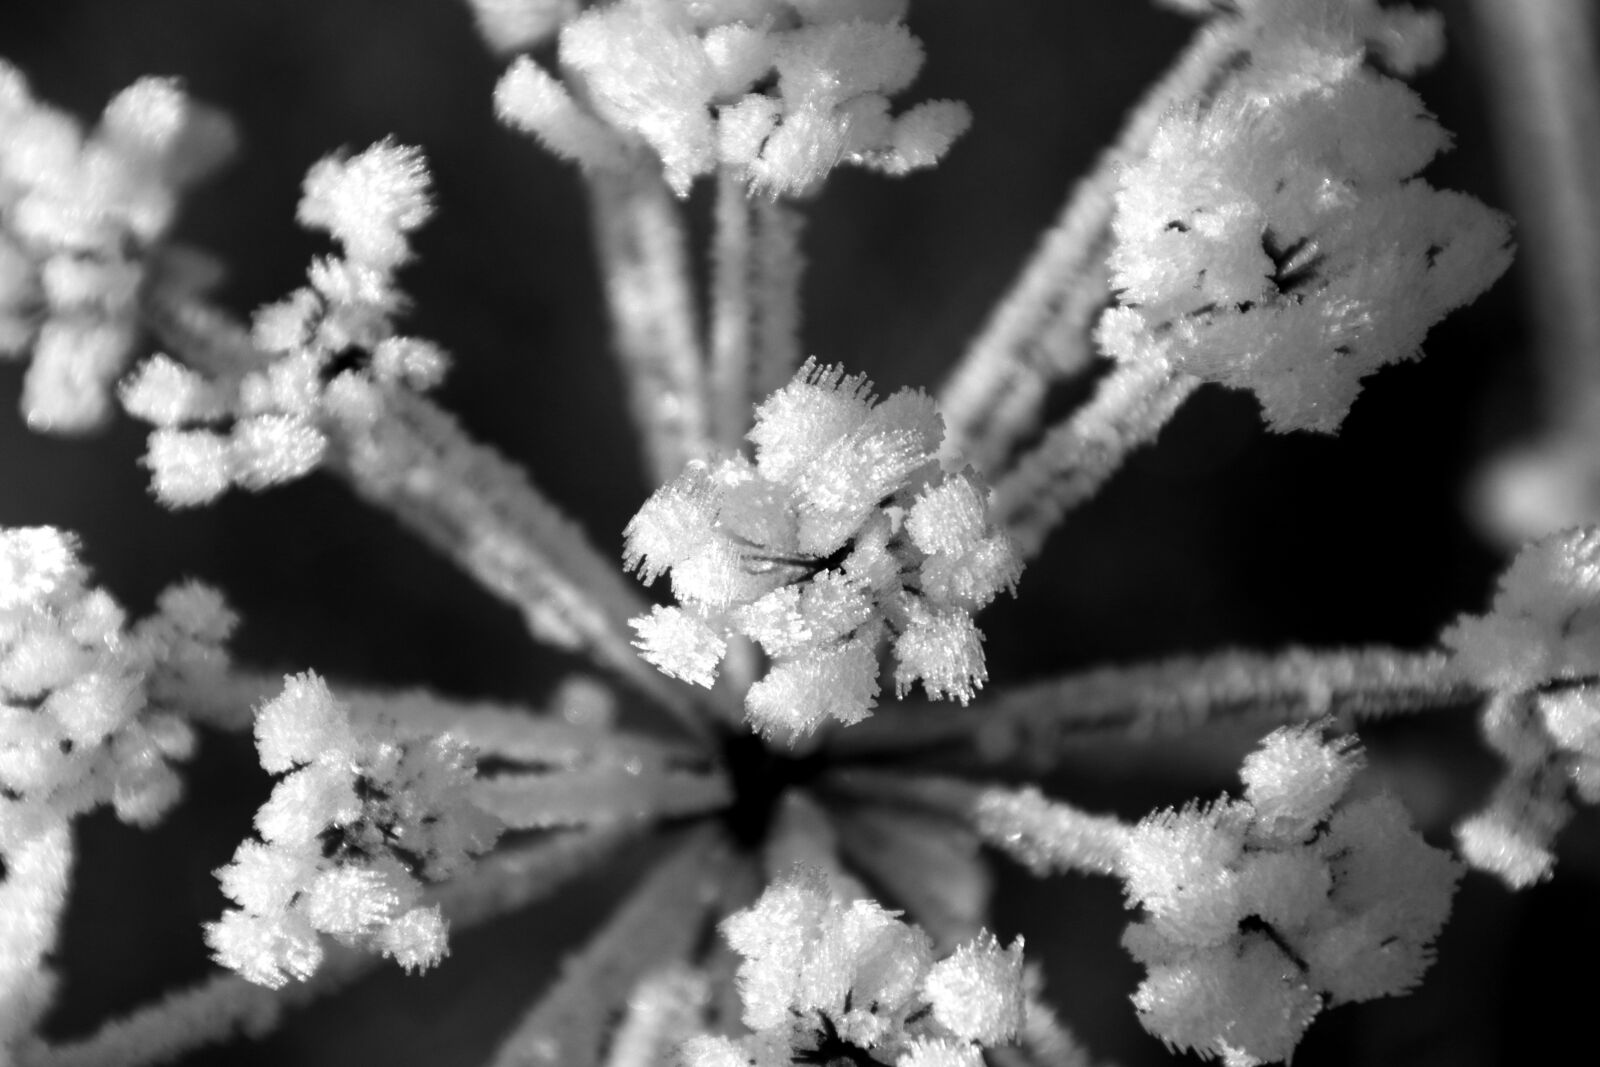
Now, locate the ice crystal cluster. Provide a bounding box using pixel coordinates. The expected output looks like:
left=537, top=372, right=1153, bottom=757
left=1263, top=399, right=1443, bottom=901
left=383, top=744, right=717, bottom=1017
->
left=493, top=0, right=969, bottom=197
left=626, top=358, right=1020, bottom=740
left=0, top=0, right=1587, bottom=1065
left=206, top=672, right=502, bottom=989
left=684, top=868, right=1024, bottom=1067
left=1099, top=0, right=1512, bottom=432
left=1118, top=726, right=1459, bottom=1066
left=0, top=62, right=233, bottom=433
left=1444, top=528, right=1600, bottom=888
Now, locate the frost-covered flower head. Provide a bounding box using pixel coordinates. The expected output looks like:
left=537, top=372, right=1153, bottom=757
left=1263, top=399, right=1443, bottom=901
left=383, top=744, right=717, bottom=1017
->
left=121, top=140, right=448, bottom=507
left=1097, top=0, right=1511, bottom=433
left=625, top=359, right=1021, bottom=741
left=0, top=526, right=232, bottom=826
left=682, top=867, right=1024, bottom=1067
left=493, top=0, right=970, bottom=196
left=0, top=63, right=233, bottom=432
left=1118, top=724, right=1459, bottom=1066
left=1444, top=527, right=1600, bottom=886
left=206, top=672, right=502, bottom=989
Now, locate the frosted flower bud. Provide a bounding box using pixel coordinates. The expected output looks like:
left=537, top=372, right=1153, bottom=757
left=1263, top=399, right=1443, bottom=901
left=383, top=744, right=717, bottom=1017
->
left=120, top=354, right=224, bottom=427
left=205, top=909, right=323, bottom=991
left=145, top=428, right=233, bottom=507
left=1241, top=723, right=1364, bottom=841
left=374, top=905, right=450, bottom=973
left=0, top=528, right=79, bottom=613
left=630, top=605, right=727, bottom=688
left=255, top=672, right=357, bottom=774
left=892, top=605, right=987, bottom=705
left=297, top=140, right=432, bottom=270
left=922, top=932, right=1025, bottom=1045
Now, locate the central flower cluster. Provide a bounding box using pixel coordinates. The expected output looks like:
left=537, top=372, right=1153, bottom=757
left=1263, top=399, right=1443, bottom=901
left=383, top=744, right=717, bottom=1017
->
left=625, top=359, right=1020, bottom=742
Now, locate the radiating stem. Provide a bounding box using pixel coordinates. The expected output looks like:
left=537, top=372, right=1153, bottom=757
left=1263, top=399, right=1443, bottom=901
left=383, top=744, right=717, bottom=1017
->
left=937, top=18, right=1243, bottom=475
left=833, top=647, right=1475, bottom=767
left=21, top=828, right=634, bottom=1067
left=709, top=169, right=754, bottom=451
left=487, top=827, right=735, bottom=1067
left=587, top=164, right=711, bottom=484
left=1469, top=0, right=1600, bottom=437
left=141, top=292, right=727, bottom=742
left=993, top=360, right=1199, bottom=559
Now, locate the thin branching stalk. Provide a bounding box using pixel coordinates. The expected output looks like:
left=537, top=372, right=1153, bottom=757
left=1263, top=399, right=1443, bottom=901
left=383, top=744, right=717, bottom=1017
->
left=709, top=173, right=807, bottom=452
left=142, top=292, right=727, bottom=742
left=487, top=826, right=738, bottom=1067
left=587, top=164, right=711, bottom=484
left=972, top=786, right=1130, bottom=878
left=709, top=169, right=755, bottom=451
left=1469, top=0, right=1600, bottom=437
left=993, top=360, right=1199, bottom=559
left=833, top=647, right=1475, bottom=767
left=749, top=196, right=805, bottom=400
left=20, top=828, right=635, bottom=1067
left=474, top=766, right=731, bottom=828
left=937, top=18, right=1243, bottom=475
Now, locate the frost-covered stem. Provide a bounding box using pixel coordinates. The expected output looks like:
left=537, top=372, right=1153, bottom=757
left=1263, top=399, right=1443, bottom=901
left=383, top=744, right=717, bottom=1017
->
left=709, top=175, right=807, bottom=452
left=0, top=813, right=73, bottom=1053
left=750, top=196, right=805, bottom=399
left=833, top=648, right=1472, bottom=765
left=1469, top=0, right=1600, bottom=436
left=937, top=19, right=1242, bottom=474
left=144, top=289, right=722, bottom=739
left=824, top=771, right=1129, bottom=878
left=994, top=360, right=1199, bottom=559
left=833, top=806, right=989, bottom=950
left=972, top=786, right=1129, bottom=878
left=709, top=169, right=754, bottom=451
left=474, top=766, right=731, bottom=828
left=488, top=827, right=735, bottom=1067
left=348, top=391, right=703, bottom=718
left=19, top=828, right=633, bottom=1067
left=587, top=164, right=710, bottom=484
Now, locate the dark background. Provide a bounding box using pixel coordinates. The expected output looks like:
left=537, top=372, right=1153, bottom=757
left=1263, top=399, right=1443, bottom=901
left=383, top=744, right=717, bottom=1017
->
left=0, top=1, right=1594, bottom=1065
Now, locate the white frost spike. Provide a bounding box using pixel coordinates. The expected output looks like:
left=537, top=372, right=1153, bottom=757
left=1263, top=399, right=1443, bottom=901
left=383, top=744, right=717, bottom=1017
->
left=629, top=605, right=726, bottom=688
left=1240, top=723, right=1364, bottom=842
left=922, top=932, right=1025, bottom=1045
left=893, top=606, right=987, bottom=705
left=297, top=139, right=432, bottom=270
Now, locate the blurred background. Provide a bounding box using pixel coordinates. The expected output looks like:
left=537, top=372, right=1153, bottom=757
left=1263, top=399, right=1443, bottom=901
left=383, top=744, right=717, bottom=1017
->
left=1, top=1, right=1594, bottom=1064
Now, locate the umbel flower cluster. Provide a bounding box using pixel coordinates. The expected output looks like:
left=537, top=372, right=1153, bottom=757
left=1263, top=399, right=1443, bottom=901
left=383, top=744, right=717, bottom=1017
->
left=1, top=0, right=1592, bottom=1065
left=626, top=359, right=1021, bottom=741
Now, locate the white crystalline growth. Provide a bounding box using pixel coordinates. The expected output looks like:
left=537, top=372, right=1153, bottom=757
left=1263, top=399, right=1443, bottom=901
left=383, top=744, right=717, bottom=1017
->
left=492, top=0, right=969, bottom=197
left=207, top=672, right=502, bottom=988
left=622, top=360, right=1021, bottom=742
left=1441, top=528, right=1600, bottom=886
left=682, top=867, right=1023, bottom=1067
left=1097, top=7, right=1510, bottom=434
left=122, top=142, right=450, bottom=509
left=0, top=63, right=234, bottom=433
left=0, top=526, right=232, bottom=828
left=1118, top=725, right=1460, bottom=1065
